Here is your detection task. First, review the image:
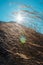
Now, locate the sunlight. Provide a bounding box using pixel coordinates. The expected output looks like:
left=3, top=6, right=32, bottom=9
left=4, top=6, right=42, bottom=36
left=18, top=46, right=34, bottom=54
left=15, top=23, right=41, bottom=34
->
left=16, top=13, right=23, bottom=23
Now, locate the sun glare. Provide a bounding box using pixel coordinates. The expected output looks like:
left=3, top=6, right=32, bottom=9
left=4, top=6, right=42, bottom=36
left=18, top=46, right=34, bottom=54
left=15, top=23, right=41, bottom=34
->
left=16, top=13, right=23, bottom=23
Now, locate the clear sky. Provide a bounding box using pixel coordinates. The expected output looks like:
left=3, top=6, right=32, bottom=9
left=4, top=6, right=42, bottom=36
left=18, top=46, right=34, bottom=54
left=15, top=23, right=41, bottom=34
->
left=0, top=0, right=43, bottom=34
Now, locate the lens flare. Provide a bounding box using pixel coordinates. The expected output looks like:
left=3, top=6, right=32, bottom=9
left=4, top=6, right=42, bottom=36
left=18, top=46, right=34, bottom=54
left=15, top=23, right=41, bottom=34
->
left=20, top=35, right=26, bottom=44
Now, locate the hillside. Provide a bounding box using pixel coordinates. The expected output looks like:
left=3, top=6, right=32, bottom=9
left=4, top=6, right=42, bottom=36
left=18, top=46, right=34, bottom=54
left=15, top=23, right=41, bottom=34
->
left=0, top=22, right=43, bottom=65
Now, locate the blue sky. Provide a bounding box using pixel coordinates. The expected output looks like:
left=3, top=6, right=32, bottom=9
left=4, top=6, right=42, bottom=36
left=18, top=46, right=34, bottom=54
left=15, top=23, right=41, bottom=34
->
left=0, top=0, right=43, bottom=34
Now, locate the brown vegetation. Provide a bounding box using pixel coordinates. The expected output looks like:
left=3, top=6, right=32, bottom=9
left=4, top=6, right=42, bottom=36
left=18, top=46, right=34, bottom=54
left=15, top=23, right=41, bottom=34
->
left=0, top=22, right=43, bottom=65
